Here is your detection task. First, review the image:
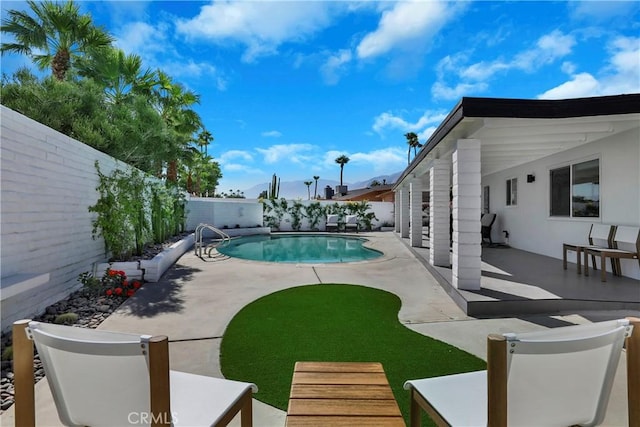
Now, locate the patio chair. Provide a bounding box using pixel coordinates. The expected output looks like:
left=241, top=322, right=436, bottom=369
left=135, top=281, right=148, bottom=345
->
left=404, top=317, right=639, bottom=427
left=13, top=320, right=257, bottom=427
left=562, top=223, right=615, bottom=274
left=326, top=214, right=340, bottom=232
left=584, top=225, right=640, bottom=282
left=345, top=214, right=359, bottom=233
left=481, top=213, right=496, bottom=245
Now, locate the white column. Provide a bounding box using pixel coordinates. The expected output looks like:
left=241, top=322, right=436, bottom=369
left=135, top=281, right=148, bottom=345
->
left=429, top=160, right=451, bottom=267
left=394, top=193, right=400, bottom=232
left=400, top=187, right=410, bottom=238
left=410, top=179, right=423, bottom=247
left=452, top=139, right=482, bottom=290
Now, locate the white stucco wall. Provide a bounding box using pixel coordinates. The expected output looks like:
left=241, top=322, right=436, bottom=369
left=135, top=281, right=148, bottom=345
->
left=1, top=106, right=132, bottom=327
left=481, top=127, right=640, bottom=279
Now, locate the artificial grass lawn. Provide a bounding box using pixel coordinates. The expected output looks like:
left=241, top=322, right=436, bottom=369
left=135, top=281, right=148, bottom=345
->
left=220, top=284, right=486, bottom=426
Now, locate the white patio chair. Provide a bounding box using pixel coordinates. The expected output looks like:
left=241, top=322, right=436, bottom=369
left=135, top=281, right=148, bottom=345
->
left=13, top=320, right=257, bottom=427
left=404, top=318, right=639, bottom=427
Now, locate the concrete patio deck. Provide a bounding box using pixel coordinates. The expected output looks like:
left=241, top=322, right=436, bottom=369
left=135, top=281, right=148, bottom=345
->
left=2, top=231, right=638, bottom=426
left=407, top=235, right=640, bottom=317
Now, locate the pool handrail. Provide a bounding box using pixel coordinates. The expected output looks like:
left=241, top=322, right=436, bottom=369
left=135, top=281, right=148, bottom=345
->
left=194, top=224, right=231, bottom=258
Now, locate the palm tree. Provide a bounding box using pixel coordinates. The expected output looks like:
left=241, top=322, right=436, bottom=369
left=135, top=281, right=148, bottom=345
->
left=304, top=180, right=313, bottom=200
left=335, top=155, right=350, bottom=187
left=75, top=47, right=156, bottom=103
left=1, top=0, right=114, bottom=80
left=313, top=175, right=320, bottom=199
left=151, top=71, right=202, bottom=182
left=404, top=132, right=423, bottom=164
left=196, top=129, right=214, bottom=155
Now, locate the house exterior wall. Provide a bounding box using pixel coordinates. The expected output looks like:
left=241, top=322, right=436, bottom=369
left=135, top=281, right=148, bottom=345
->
left=1, top=106, right=128, bottom=327
left=481, top=127, right=640, bottom=279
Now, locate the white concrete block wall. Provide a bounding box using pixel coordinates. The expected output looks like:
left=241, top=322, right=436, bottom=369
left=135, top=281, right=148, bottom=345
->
left=1, top=106, right=136, bottom=329
left=186, top=198, right=264, bottom=236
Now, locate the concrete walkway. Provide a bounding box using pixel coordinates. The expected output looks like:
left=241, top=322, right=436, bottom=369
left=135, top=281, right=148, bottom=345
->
left=2, top=232, right=637, bottom=426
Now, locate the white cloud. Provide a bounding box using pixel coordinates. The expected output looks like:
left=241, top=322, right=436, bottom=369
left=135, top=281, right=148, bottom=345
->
left=175, top=1, right=340, bottom=62
left=569, top=1, right=639, bottom=22
left=431, top=81, right=488, bottom=101
left=261, top=130, right=282, bottom=138
left=372, top=110, right=448, bottom=136
left=433, top=30, right=576, bottom=100
left=114, top=20, right=226, bottom=86
left=512, top=30, right=576, bottom=72
left=321, top=147, right=406, bottom=173
left=219, top=150, right=254, bottom=163
left=223, top=163, right=260, bottom=173
left=538, top=35, right=640, bottom=99
left=537, top=73, right=599, bottom=99
left=349, top=148, right=406, bottom=171
left=115, top=21, right=167, bottom=57
left=356, top=1, right=450, bottom=59
left=320, top=49, right=353, bottom=85
left=256, top=144, right=316, bottom=164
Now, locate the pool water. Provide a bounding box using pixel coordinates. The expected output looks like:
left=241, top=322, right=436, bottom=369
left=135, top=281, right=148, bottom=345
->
left=217, top=234, right=382, bottom=263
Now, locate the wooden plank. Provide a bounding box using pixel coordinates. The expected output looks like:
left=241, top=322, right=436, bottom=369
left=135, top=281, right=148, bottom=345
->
left=287, top=398, right=402, bottom=417
left=294, top=361, right=383, bottom=373
left=285, top=415, right=405, bottom=426
left=292, top=372, right=389, bottom=385
left=290, top=384, right=396, bottom=400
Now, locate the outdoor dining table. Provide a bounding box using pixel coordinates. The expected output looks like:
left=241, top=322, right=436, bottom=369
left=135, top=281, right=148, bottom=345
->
left=285, top=361, right=405, bottom=426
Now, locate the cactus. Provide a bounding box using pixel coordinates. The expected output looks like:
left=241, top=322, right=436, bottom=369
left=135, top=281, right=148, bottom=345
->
left=267, top=173, right=280, bottom=199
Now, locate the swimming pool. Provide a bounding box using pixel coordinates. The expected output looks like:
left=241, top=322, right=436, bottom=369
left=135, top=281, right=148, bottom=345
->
left=217, top=234, right=382, bottom=263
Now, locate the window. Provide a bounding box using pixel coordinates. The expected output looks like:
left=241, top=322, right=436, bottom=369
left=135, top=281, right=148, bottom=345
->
left=483, top=186, right=490, bottom=213
left=506, top=178, right=517, bottom=206
left=550, top=158, right=599, bottom=217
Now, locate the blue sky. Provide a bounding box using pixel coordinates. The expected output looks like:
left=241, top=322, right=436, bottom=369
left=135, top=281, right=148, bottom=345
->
left=2, top=1, right=639, bottom=195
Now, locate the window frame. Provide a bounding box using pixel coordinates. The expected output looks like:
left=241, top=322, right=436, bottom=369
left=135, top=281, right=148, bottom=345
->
left=506, top=177, right=517, bottom=207
left=548, top=156, right=601, bottom=219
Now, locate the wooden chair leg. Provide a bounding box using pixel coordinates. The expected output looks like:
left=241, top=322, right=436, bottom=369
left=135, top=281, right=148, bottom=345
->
left=240, top=391, right=253, bottom=427
left=410, top=389, right=422, bottom=427
left=626, top=317, right=640, bottom=427
left=584, top=250, right=590, bottom=276
left=148, top=336, right=171, bottom=427
left=576, top=248, right=582, bottom=274
left=13, top=319, right=35, bottom=427
left=487, top=334, right=508, bottom=427
left=600, top=254, right=608, bottom=282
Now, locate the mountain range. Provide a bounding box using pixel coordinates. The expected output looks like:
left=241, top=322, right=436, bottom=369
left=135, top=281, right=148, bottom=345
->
left=242, top=171, right=402, bottom=199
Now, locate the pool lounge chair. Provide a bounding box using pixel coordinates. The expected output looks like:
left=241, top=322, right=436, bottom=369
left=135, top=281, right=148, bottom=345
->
left=326, top=214, right=340, bottom=232
left=404, top=318, right=639, bottom=427
left=345, top=214, right=359, bottom=233
left=13, top=320, right=257, bottom=427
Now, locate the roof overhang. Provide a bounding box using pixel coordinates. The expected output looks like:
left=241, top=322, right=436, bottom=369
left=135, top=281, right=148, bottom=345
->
left=393, top=94, right=640, bottom=189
